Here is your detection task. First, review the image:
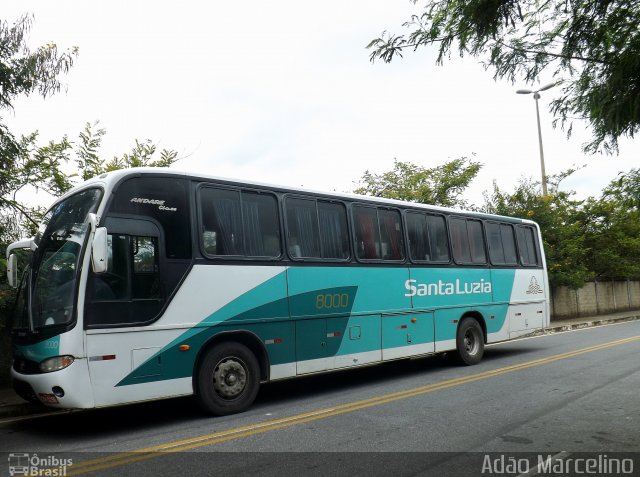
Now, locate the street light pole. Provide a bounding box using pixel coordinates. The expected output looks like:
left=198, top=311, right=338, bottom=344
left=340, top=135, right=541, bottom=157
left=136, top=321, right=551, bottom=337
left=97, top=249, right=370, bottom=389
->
left=516, top=82, right=556, bottom=196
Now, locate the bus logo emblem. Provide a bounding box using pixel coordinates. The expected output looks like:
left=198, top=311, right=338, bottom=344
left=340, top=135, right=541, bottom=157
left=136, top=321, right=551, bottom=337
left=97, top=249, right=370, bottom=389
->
left=526, top=277, right=543, bottom=294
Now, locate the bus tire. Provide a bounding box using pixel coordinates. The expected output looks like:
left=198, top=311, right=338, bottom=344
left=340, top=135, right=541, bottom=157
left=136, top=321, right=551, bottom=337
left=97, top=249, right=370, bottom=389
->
left=196, top=342, right=260, bottom=416
left=455, top=318, right=484, bottom=366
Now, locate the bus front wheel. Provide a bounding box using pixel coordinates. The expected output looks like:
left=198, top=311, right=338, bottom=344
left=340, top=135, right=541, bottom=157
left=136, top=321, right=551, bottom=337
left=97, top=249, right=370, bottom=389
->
left=196, top=342, right=260, bottom=415
left=455, top=318, right=484, bottom=365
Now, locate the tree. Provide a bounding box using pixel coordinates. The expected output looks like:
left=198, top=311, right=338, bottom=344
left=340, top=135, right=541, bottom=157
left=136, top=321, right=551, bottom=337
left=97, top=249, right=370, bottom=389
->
left=354, top=156, right=482, bottom=207
left=1, top=14, right=78, bottom=238
left=0, top=15, right=179, bottom=384
left=579, top=169, right=640, bottom=279
left=482, top=171, right=591, bottom=288
left=0, top=15, right=77, bottom=170
left=1, top=121, right=179, bottom=241
left=368, top=0, right=640, bottom=154
left=74, top=122, right=178, bottom=182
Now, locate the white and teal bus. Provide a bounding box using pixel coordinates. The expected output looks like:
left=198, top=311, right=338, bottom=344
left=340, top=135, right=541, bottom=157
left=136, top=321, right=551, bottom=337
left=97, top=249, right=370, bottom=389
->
left=5, top=168, right=549, bottom=415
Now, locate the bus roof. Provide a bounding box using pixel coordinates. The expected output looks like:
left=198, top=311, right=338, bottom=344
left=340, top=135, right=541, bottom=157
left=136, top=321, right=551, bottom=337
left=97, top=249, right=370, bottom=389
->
left=60, top=167, right=535, bottom=226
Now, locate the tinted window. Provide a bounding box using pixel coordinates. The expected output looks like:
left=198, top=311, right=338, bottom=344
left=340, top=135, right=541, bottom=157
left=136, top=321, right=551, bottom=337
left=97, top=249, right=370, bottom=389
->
left=486, top=223, right=518, bottom=265
left=201, top=188, right=242, bottom=255
left=317, top=201, right=349, bottom=259
left=379, top=209, right=404, bottom=260
left=516, top=226, right=540, bottom=266
left=286, top=198, right=349, bottom=260
left=450, top=218, right=471, bottom=263
left=87, top=233, right=163, bottom=327
left=407, top=212, right=450, bottom=263
left=449, top=217, right=486, bottom=265
left=286, top=198, right=320, bottom=258
left=427, top=215, right=450, bottom=262
left=109, top=177, right=191, bottom=259
left=200, top=187, right=281, bottom=258
left=353, top=206, right=404, bottom=261
left=468, top=220, right=486, bottom=263
left=131, top=236, right=161, bottom=299
left=353, top=206, right=381, bottom=260
left=243, top=192, right=281, bottom=257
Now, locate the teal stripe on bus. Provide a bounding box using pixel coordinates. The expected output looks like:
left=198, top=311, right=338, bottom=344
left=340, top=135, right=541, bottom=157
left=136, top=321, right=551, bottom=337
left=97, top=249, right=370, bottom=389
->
left=117, top=266, right=517, bottom=386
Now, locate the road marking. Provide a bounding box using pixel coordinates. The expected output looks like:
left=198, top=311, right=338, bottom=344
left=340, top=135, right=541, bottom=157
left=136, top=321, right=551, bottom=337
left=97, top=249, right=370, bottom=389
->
left=52, top=335, right=640, bottom=475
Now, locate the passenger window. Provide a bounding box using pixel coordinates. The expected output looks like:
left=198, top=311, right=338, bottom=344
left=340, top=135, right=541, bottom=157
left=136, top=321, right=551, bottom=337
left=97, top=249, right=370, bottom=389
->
left=379, top=209, right=404, bottom=260
left=286, top=198, right=320, bottom=258
left=317, top=201, right=349, bottom=259
left=200, top=187, right=281, bottom=258
left=286, top=198, right=350, bottom=260
left=516, top=226, right=540, bottom=266
left=200, top=188, right=242, bottom=256
left=468, top=220, right=486, bottom=264
left=407, top=212, right=450, bottom=263
left=242, top=192, right=281, bottom=257
left=487, top=223, right=518, bottom=265
left=450, top=217, right=486, bottom=265
left=426, top=215, right=450, bottom=262
left=353, top=206, right=404, bottom=261
left=353, top=206, right=381, bottom=260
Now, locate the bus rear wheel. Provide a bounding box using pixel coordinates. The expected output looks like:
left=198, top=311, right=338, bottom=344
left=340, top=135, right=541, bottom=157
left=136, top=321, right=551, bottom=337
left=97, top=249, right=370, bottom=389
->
left=455, top=318, right=484, bottom=365
left=196, top=342, right=260, bottom=415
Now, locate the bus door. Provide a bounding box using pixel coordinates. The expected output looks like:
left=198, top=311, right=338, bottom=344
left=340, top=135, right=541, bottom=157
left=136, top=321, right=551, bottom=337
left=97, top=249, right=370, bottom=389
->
left=85, top=217, right=167, bottom=406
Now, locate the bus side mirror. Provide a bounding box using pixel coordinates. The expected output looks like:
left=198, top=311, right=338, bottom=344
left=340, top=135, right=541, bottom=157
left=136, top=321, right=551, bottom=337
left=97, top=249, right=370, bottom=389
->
left=92, top=227, right=108, bottom=273
left=7, top=254, right=18, bottom=288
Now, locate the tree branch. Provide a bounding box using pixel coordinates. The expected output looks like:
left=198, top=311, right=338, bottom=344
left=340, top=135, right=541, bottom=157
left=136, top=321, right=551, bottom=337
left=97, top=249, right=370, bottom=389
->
left=0, top=198, right=39, bottom=227
left=494, top=38, right=612, bottom=65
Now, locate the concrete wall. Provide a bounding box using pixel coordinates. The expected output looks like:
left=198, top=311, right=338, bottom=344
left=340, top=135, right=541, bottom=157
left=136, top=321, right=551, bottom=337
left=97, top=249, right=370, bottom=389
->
left=552, top=280, right=640, bottom=320
left=630, top=281, right=640, bottom=309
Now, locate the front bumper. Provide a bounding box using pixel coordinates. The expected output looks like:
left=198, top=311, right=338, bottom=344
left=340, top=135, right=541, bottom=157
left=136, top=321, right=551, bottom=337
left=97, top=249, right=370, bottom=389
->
left=11, top=358, right=95, bottom=409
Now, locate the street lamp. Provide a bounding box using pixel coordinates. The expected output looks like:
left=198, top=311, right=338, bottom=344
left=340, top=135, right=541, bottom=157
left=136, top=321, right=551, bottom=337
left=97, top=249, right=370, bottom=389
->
left=516, top=82, right=556, bottom=196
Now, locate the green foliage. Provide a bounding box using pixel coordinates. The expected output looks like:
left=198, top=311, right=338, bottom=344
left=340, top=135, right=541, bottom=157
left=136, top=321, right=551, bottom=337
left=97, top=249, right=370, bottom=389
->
left=0, top=14, right=77, bottom=175
left=0, top=14, right=78, bottom=111
left=1, top=122, right=180, bottom=243
left=354, top=156, right=482, bottom=207
left=483, top=168, right=640, bottom=287
left=74, top=122, right=179, bottom=183
left=368, top=0, right=640, bottom=154
left=482, top=172, right=591, bottom=288
left=579, top=169, right=640, bottom=279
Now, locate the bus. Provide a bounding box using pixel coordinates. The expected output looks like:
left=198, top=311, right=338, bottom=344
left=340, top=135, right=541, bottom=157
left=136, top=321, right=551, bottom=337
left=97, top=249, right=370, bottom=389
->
left=5, top=168, right=549, bottom=415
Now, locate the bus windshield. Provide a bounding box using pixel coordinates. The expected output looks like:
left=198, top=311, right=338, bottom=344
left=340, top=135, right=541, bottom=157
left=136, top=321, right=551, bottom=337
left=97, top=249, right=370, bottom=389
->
left=15, top=188, right=102, bottom=332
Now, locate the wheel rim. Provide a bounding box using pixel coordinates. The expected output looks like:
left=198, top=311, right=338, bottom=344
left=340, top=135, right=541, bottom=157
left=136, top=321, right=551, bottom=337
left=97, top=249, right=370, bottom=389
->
left=212, top=357, right=248, bottom=400
left=464, top=328, right=480, bottom=355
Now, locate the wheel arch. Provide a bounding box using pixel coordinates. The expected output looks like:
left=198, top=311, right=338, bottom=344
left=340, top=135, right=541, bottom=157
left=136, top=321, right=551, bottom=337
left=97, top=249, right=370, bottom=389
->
left=459, top=310, right=487, bottom=343
left=192, top=330, right=270, bottom=393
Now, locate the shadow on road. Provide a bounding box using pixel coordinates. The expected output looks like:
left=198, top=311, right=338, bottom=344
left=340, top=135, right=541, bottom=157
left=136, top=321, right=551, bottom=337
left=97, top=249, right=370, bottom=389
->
left=5, top=343, right=544, bottom=439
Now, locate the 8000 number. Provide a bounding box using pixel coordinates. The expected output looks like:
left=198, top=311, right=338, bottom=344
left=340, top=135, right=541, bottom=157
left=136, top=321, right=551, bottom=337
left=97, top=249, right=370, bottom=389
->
left=315, top=293, right=349, bottom=310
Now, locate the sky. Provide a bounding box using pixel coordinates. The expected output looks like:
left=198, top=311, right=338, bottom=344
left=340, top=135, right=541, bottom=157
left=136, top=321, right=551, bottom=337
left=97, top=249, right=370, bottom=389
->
left=5, top=0, right=639, bottom=209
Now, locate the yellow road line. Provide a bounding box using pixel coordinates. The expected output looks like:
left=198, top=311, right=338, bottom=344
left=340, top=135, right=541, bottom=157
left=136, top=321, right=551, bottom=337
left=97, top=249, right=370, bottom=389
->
left=61, top=335, right=640, bottom=475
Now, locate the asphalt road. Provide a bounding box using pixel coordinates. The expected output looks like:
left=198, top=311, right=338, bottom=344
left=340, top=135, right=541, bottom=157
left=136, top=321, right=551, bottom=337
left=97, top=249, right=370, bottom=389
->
left=1, top=321, right=639, bottom=476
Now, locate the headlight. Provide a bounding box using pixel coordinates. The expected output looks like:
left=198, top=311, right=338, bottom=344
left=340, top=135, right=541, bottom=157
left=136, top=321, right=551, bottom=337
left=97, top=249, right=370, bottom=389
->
left=39, top=356, right=75, bottom=373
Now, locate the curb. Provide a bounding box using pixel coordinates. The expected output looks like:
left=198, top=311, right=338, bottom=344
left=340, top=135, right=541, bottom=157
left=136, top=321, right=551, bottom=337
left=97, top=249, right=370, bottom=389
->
left=1, top=313, right=638, bottom=421
left=545, top=314, right=640, bottom=334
